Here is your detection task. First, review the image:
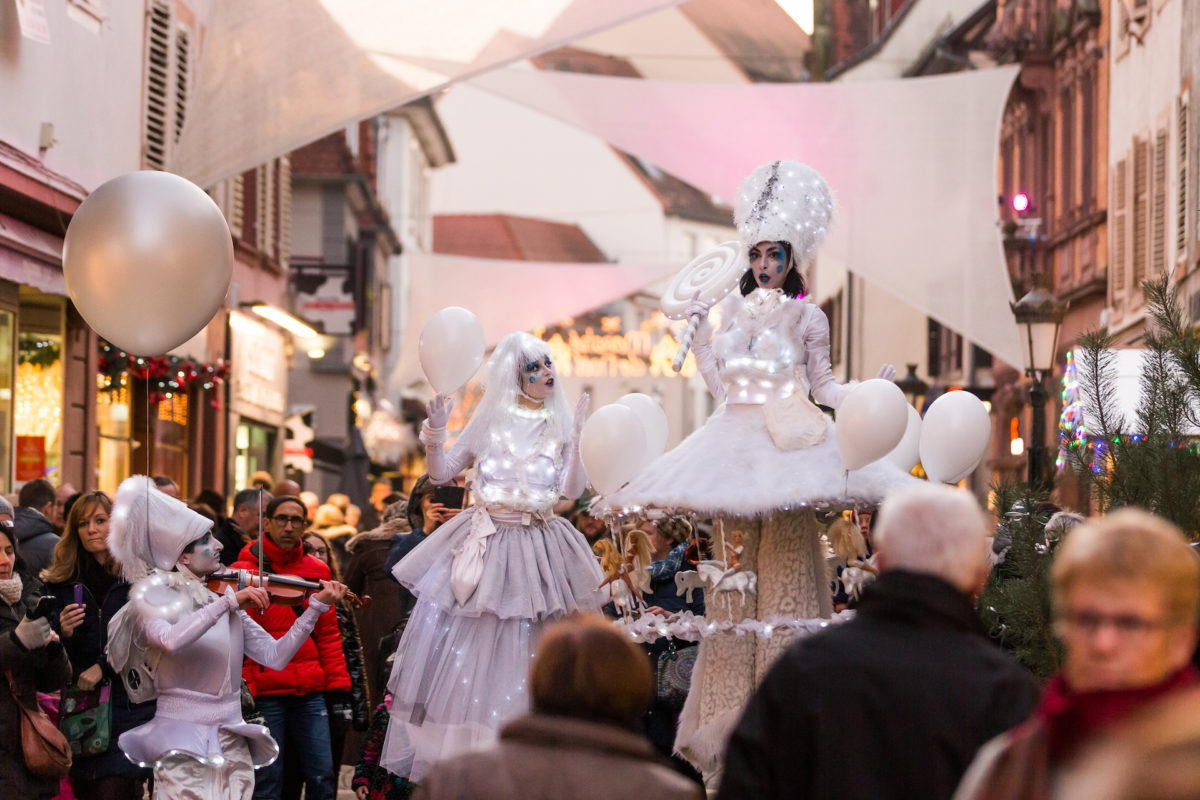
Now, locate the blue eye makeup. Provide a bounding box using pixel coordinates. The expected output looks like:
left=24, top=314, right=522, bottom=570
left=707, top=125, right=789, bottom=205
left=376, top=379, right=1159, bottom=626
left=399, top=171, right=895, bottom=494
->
left=525, top=360, right=539, bottom=372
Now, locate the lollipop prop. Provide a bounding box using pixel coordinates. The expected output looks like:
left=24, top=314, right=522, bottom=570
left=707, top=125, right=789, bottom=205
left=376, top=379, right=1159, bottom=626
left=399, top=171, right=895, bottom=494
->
left=662, top=241, right=744, bottom=372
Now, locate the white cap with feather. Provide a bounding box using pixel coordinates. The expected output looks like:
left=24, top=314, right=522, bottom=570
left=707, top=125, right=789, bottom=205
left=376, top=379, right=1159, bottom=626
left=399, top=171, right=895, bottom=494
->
left=108, top=475, right=214, bottom=580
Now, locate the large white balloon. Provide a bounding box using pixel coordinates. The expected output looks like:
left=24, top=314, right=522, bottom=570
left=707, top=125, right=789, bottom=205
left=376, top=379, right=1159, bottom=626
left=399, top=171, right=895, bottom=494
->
left=580, top=404, right=647, bottom=495
left=63, top=171, right=233, bottom=356
left=617, top=393, right=669, bottom=462
left=885, top=405, right=923, bottom=472
left=836, top=379, right=909, bottom=471
left=419, top=307, right=485, bottom=394
left=919, top=390, right=992, bottom=484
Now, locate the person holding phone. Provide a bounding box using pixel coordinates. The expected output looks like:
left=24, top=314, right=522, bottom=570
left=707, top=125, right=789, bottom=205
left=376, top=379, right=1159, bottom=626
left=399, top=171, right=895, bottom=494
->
left=379, top=331, right=605, bottom=783
left=41, top=490, right=156, bottom=800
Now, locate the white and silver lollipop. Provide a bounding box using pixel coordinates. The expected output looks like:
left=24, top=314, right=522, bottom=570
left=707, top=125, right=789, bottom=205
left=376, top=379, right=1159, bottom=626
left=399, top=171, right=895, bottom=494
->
left=662, top=241, right=744, bottom=372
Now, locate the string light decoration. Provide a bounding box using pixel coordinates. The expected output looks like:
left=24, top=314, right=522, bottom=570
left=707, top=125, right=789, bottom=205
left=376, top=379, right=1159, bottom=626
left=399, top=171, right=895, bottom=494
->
left=1056, top=350, right=1086, bottom=472
left=98, top=341, right=228, bottom=404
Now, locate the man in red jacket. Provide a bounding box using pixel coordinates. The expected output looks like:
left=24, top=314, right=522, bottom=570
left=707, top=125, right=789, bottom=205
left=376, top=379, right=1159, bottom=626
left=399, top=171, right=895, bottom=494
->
left=232, top=494, right=351, bottom=800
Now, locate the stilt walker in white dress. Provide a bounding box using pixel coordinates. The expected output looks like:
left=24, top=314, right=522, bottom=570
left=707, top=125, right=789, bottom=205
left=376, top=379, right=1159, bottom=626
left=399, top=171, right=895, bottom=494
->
left=603, top=160, right=920, bottom=779
left=380, top=331, right=605, bottom=782
left=103, top=476, right=350, bottom=800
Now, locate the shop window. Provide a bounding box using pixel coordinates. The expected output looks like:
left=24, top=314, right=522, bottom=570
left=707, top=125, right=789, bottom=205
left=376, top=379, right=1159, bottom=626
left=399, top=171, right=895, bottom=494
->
left=96, top=374, right=132, bottom=495
left=154, top=393, right=189, bottom=492
left=235, top=421, right=277, bottom=491
left=0, top=311, right=13, bottom=491
left=15, top=327, right=63, bottom=483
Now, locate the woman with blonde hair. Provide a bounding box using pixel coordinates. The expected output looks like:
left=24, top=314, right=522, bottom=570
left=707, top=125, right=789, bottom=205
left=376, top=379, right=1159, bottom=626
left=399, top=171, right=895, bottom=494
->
left=41, top=491, right=155, bottom=800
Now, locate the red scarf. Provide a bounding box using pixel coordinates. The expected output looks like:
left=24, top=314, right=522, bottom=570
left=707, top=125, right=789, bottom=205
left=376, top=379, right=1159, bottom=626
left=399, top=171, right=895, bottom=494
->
left=1037, top=665, right=1198, bottom=761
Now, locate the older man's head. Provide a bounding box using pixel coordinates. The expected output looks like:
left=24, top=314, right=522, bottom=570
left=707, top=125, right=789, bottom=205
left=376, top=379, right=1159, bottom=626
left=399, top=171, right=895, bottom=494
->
left=1051, top=508, right=1199, bottom=692
left=872, top=484, right=991, bottom=594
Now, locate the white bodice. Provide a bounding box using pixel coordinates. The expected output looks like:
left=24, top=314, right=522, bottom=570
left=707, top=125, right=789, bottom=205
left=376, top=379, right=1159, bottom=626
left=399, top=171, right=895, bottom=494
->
left=713, top=289, right=808, bottom=405
left=472, top=406, right=564, bottom=515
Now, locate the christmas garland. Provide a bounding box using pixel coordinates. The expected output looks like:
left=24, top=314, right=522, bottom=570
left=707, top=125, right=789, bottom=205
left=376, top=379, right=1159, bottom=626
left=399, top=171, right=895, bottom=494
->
left=98, top=341, right=229, bottom=404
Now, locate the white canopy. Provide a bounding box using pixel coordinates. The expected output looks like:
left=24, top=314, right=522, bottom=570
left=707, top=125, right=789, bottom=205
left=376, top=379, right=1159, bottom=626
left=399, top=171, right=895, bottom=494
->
left=170, top=0, right=682, bottom=186
left=469, top=66, right=1025, bottom=368
left=389, top=251, right=680, bottom=393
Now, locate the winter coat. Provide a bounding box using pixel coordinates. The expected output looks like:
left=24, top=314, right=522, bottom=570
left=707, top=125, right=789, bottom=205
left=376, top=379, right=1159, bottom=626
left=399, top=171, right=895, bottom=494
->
left=414, top=713, right=701, bottom=800
left=718, top=570, right=1041, bottom=800
left=231, top=537, right=351, bottom=697
left=13, top=508, right=58, bottom=578
left=344, top=519, right=411, bottom=703
left=43, top=560, right=155, bottom=781
left=0, top=571, right=72, bottom=799
left=213, top=518, right=250, bottom=567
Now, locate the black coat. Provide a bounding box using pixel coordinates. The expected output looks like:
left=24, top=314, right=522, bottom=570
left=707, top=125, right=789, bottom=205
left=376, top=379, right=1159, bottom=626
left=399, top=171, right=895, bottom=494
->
left=43, top=562, right=154, bottom=781
left=0, top=571, right=72, bottom=799
left=214, top=518, right=249, bottom=567
left=13, top=508, right=58, bottom=578
left=718, top=570, right=1040, bottom=800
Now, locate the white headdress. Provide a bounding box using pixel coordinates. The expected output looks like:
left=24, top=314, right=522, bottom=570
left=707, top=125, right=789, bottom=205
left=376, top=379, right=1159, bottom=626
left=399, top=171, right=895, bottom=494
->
left=733, top=160, right=834, bottom=268
left=108, top=475, right=214, bottom=580
left=456, top=331, right=571, bottom=453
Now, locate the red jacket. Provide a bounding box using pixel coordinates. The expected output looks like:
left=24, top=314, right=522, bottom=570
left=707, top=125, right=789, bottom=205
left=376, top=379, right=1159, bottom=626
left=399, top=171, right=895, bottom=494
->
left=231, top=537, right=351, bottom=696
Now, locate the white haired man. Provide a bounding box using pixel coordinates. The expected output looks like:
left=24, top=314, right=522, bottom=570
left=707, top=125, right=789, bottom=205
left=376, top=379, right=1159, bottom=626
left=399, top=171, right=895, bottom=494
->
left=718, top=484, right=1039, bottom=800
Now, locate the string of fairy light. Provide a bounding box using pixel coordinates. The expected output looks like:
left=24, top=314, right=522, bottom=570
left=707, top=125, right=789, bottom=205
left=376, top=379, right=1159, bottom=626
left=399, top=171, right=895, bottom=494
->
left=98, top=341, right=228, bottom=404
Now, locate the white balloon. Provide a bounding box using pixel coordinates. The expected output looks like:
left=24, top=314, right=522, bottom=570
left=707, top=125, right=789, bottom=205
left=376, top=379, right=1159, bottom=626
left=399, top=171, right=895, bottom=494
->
left=836, top=379, right=909, bottom=471
left=63, top=171, right=233, bottom=356
left=919, top=390, right=992, bottom=484
left=885, top=405, right=923, bottom=472
left=617, top=393, right=669, bottom=461
left=419, top=307, right=485, bottom=394
left=580, top=404, right=647, bottom=495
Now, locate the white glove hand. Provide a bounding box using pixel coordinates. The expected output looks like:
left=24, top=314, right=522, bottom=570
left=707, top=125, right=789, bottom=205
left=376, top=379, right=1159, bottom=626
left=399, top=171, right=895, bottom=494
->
left=876, top=364, right=896, bottom=382
left=685, top=296, right=712, bottom=320
left=14, top=615, right=56, bottom=650
left=572, top=394, right=590, bottom=442
left=426, top=394, right=454, bottom=428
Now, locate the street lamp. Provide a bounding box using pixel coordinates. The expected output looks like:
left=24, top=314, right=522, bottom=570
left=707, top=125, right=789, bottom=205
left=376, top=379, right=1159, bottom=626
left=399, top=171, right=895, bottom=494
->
left=894, top=363, right=928, bottom=409
left=1010, top=285, right=1067, bottom=487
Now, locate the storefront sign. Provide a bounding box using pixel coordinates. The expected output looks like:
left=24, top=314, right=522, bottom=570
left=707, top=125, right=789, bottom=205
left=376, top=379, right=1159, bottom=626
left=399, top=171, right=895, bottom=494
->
left=15, top=435, right=45, bottom=481
left=539, top=315, right=697, bottom=379
left=229, top=312, right=288, bottom=426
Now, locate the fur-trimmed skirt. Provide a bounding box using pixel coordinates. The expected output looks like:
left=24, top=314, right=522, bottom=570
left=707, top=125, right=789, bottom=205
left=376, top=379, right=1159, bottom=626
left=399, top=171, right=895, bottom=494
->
left=603, top=403, right=919, bottom=517
left=379, top=508, right=604, bottom=781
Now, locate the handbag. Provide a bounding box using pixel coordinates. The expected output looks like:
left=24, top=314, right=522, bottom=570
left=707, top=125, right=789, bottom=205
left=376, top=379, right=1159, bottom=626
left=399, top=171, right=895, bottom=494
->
left=59, top=683, right=112, bottom=757
left=6, top=670, right=72, bottom=779
left=655, top=642, right=698, bottom=709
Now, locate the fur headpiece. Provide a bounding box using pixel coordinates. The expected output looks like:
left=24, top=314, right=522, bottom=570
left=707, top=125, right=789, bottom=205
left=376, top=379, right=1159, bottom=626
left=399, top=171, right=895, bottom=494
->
left=108, top=475, right=214, bottom=579
left=733, top=160, right=834, bottom=267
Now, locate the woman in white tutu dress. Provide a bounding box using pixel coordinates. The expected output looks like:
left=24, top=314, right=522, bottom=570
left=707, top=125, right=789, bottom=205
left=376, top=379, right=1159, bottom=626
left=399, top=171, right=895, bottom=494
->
left=379, top=331, right=604, bottom=782
left=604, top=160, right=918, bottom=776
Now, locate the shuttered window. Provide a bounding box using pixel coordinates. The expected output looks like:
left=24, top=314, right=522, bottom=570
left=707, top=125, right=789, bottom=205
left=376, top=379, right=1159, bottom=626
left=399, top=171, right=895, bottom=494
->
left=1133, top=139, right=1149, bottom=285
left=142, top=1, right=192, bottom=170
left=1152, top=128, right=1168, bottom=275
left=278, top=156, right=292, bottom=267
left=1113, top=157, right=1128, bottom=295
left=1179, top=95, right=1189, bottom=261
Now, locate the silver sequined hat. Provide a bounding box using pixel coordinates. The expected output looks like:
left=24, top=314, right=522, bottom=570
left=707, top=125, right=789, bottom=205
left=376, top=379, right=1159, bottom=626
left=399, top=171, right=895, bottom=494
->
left=109, top=475, right=214, bottom=578
left=733, top=160, right=834, bottom=268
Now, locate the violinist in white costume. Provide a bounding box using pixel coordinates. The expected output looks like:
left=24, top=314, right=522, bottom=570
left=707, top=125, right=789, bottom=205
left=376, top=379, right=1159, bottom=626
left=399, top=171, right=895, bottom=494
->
left=380, top=331, right=604, bottom=782
left=105, top=477, right=348, bottom=800
left=604, top=161, right=918, bottom=778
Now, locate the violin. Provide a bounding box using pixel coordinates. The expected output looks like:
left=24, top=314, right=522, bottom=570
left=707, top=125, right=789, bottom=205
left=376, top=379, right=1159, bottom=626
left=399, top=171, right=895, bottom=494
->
left=206, top=570, right=372, bottom=610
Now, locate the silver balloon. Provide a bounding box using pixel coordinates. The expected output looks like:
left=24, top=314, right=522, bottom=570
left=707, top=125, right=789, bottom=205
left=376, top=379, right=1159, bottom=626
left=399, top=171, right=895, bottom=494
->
left=63, top=171, right=233, bottom=356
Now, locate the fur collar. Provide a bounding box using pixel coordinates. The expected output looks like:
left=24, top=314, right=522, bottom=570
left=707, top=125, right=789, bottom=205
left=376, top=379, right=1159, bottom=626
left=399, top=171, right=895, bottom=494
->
left=346, top=518, right=411, bottom=554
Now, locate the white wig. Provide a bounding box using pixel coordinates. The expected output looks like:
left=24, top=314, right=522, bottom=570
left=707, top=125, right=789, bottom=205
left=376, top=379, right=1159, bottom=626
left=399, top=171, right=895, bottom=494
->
left=456, top=331, right=572, bottom=453
left=109, top=475, right=214, bottom=580
left=733, top=160, right=834, bottom=268
left=872, top=483, right=989, bottom=590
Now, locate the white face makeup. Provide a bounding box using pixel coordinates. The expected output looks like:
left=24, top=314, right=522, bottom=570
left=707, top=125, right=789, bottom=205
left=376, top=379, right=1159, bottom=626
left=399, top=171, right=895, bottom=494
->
left=749, top=241, right=789, bottom=290
left=179, top=531, right=222, bottom=577
left=520, top=355, right=556, bottom=401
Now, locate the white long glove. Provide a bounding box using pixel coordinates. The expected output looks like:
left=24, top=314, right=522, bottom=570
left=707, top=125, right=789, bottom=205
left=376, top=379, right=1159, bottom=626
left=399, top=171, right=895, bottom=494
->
left=561, top=394, right=590, bottom=499
left=686, top=297, right=725, bottom=402
left=13, top=615, right=56, bottom=650
left=420, top=394, right=455, bottom=483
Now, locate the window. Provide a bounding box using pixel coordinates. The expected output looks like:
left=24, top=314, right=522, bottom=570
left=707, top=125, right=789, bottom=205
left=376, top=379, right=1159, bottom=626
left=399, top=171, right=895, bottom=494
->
left=142, top=0, right=193, bottom=170
left=1060, top=87, right=1075, bottom=222
left=1178, top=94, right=1189, bottom=262
left=1081, top=70, right=1096, bottom=210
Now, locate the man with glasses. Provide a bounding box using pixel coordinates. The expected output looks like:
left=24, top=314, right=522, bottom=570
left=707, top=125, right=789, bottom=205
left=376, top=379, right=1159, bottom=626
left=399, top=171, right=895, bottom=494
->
left=955, top=508, right=1200, bottom=800
left=231, top=495, right=352, bottom=800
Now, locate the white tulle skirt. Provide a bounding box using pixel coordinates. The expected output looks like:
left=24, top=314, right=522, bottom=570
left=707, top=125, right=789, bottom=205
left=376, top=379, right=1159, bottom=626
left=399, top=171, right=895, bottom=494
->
left=379, top=509, right=604, bottom=781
